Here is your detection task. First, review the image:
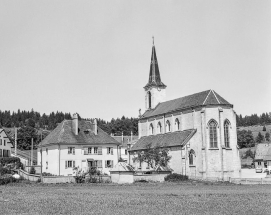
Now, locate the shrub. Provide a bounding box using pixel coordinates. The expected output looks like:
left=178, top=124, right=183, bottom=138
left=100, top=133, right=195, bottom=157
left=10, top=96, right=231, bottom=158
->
left=29, top=166, right=36, bottom=174
left=0, top=157, right=21, bottom=168
left=0, top=174, right=18, bottom=185
left=42, top=172, right=56, bottom=176
left=164, top=173, right=188, bottom=182
left=0, top=167, right=12, bottom=176
left=74, top=175, right=85, bottom=183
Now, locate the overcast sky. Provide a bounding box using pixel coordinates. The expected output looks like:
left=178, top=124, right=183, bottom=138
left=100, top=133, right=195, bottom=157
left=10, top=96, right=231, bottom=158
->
left=0, top=0, right=270, bottom=120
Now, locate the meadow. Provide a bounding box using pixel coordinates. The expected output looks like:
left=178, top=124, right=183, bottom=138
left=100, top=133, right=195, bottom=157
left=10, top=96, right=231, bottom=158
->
left=1, top=181, right=271, bottom=215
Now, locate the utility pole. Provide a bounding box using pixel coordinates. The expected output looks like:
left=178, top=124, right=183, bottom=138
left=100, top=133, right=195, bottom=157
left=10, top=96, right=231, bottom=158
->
left=15, top=127, right=17, bottom=157
left=31, top=138, right=33, bottom=166
left=40, top=130, right=43, bottom=182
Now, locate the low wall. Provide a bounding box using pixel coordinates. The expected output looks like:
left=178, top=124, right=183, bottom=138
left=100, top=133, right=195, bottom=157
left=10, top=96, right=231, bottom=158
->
left=240, top=169, right=266, bottom=178
left=134, top=173, right=168, bottom=182
left=231, top=178, right=271, bottom=185
left=111, top=171, right=134, bottom=184
left=18, top=169, right=40, bottom=182
left=42, top=176, right=75, bottom=183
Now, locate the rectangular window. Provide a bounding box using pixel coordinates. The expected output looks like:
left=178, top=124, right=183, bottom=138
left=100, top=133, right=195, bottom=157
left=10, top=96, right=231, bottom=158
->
left=0, top=149, right=2, bottom=157
left=258, top=162, right=261, bottom=165
left=88, top=147, right=92, bottom=154
left=68, top=147, right=75, bottom=155
left=4, top=140, right=6, bottom=146
left=107, top=147, right=113, bottom=155
left=98, top=147, right=102, bottom=155
left=3, top=150, right=9, bottom=157
left=105, top=160, right=113, bottom=168
left=94, top=147, right=98, bottom=154
left=0, top=139, right=2, bottom=145
left=125, top=150, right=127, bottom=155
left=65, top=160, right=75, bottom=168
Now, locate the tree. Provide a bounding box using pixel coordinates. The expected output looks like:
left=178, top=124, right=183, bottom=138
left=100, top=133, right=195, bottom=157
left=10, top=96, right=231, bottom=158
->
left=263, top=125, right=266, bottom=131
left=256, top=132, right=264, bottom=143
left=265, top=132, right=270, bottom=142
left=237, top=130, right=255, bottom=148
left=242, top=149, right=256, bottom=162
left=133, top=145, right=172, bottom=169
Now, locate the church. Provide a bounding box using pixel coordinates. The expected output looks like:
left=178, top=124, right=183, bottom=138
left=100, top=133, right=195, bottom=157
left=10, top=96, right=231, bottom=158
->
left=129, top=41, right=241, bottom=180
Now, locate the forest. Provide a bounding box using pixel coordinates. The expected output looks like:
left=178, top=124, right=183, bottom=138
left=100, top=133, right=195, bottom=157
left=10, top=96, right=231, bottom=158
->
left=0, top=109, right=270, bottom=150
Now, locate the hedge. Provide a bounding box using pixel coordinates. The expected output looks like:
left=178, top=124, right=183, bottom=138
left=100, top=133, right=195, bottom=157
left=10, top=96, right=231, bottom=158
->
left=0, top=157, right=21, bottom=166
left=164, top=173, right=188, bottom=182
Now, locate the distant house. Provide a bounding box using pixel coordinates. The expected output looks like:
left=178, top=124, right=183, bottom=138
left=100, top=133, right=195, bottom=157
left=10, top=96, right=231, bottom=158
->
left=37, top=114, right=120, bottom=176
left=112, top=133, right=138, bottom=162
left=0, top=128, right=13, bottom=158
left=254, top=142, right=271, bottom=169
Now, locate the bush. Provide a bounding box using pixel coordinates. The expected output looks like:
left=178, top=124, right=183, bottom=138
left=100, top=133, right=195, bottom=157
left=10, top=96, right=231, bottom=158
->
left=29, top=166, right=36, bottom=174
left=0, top=167, right=12, bottom=176
left=75, top=175, right=85, bottom=183
left=0, top=157, right=20, bottom=166
left=0, top=174, right=18, bottom=185
left=42, top=172, right=56, bottom=176
left=164, top=173, right=188, bottom=182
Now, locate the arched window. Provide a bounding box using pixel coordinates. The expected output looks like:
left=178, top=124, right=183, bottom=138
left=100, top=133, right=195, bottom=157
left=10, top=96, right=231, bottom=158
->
left=166, top=120, right=171, bottom=132
left=149, top=123, right=154, bottom=135
left=175, top=118, right=180, bottom=131
left=148, top=91, right=151, bottom=109
left=157, top=122, right=162, bottom=134
left=224, top=120, right=230, bottom=148
left=209, top=120, right=218, bottom=148
left=189, top=149, right=195, bottom=166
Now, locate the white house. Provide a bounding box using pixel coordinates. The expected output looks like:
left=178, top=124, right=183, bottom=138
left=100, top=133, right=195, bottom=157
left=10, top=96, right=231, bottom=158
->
left=37, top=114, right=120, bottom=176
left=129, top=42, right=241, bottom=180
left=0, top=128, right=13, bottom=158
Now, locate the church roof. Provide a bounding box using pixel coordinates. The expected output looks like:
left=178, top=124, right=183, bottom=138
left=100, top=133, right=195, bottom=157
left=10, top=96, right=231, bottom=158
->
left=144, top=43, right=166, bottom=90
left=141, top=90, right=232, bottom=119
left=129, top=129, right=196, bottom=151
left=38, top=120, right=120, bottom=147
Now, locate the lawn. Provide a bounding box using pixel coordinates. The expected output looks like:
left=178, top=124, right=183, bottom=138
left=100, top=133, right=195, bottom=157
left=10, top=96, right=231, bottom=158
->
left=1, top=181, right=271, bottom=215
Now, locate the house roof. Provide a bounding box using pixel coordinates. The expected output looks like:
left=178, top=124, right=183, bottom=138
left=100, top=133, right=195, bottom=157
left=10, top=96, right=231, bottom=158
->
left=11, top=148, right=37, bottom=161
left=38, top=120, right=120, bottom=147
left=130, top=129, right=196, bottom=151
left=112, top=136, right=139, bottom=147
left=255, top=142, right=271, bottom=161
left=141, top=90, right=232, bottom=119
left=0, top=128, right=14, bottom=146
left=144, top=44, right=166, bottom=90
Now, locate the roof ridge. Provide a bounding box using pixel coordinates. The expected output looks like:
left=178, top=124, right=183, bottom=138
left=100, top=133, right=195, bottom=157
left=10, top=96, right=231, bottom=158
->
left=202, top=90, right=212, bottom=105
left=211, top=90, right=220, bottom=104
left=57, top=120, right=66, bottom=143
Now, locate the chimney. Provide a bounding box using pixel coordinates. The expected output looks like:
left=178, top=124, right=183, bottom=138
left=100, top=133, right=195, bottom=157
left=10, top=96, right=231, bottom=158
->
left=72, top=113, right=78, bottom=135
left=94, top=118, right=97, bottom=135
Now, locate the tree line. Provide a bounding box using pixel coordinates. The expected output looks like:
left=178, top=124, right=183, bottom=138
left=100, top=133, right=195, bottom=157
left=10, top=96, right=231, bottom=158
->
left=236, top=112, right=271, bottom=127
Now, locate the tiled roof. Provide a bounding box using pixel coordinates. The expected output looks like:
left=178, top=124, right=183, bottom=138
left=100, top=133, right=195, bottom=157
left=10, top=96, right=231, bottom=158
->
left=141, top=90, right=232, bottom=119
left=255, top=142, right=271, bottom=161
left=112, top=136, right=139, bottom=147
left=11, top=148, right=37, bottom=161
left=130, top=129, right=196, bottom=151
left=38, top=120, right=120, bottom=147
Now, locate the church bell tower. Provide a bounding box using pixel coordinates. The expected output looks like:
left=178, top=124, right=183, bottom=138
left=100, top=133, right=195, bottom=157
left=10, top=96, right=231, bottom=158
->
left=144, top=38, right=167, bottom=110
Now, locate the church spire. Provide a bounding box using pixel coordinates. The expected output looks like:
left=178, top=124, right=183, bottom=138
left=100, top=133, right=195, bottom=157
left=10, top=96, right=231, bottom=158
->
left=144, top=38, right=166, bottom=90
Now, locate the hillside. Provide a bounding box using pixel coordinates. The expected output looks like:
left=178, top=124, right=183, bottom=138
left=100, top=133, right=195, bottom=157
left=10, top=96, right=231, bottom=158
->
left=238, top=124, right=271, bottom=139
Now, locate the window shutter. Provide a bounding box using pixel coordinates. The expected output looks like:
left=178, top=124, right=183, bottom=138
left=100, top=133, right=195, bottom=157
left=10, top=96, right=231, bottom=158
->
left=105, top=160, right=107, bottom=168
left=0, top=149, right=2, bottom=157
left=98, top=160, right=102, bottom=168
left=98, top=147, right=102, bottom=155
left=73, top=148, right=75, bottom=155
left=84, top=148, right=88, bottom=155
left=73, top=161, right=75, bottom=168
left=111, top=148, right=113, bottom=155
left=111, top=160, right=113, bottom=168
left=65, top=161, right=67, bottom=169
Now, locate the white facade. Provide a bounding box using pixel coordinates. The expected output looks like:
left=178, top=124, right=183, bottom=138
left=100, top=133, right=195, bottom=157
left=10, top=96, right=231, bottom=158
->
left=38, top=144, right=119, bottom=176
left=0, top=129, right=13, bottom=158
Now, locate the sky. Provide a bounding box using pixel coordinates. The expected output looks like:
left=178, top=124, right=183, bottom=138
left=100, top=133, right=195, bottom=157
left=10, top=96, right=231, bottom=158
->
left=0, top=0, right=270, bottom=121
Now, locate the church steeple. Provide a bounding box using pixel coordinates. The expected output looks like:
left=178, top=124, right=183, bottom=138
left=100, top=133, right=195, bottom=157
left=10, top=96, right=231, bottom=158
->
left=144, top=37, right=167, bottom=90
left=144, top=38, right=167, bottom=110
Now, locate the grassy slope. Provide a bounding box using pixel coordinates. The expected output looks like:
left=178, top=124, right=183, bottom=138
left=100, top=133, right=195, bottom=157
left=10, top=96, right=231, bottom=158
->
left=238, top=124, right=271, bottom=139
left=1, top=182, right=271, bottom=215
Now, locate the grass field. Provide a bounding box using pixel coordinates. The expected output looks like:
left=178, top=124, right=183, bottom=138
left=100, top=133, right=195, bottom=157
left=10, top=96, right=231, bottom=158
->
left=1, top=181, right=271, bottom=215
